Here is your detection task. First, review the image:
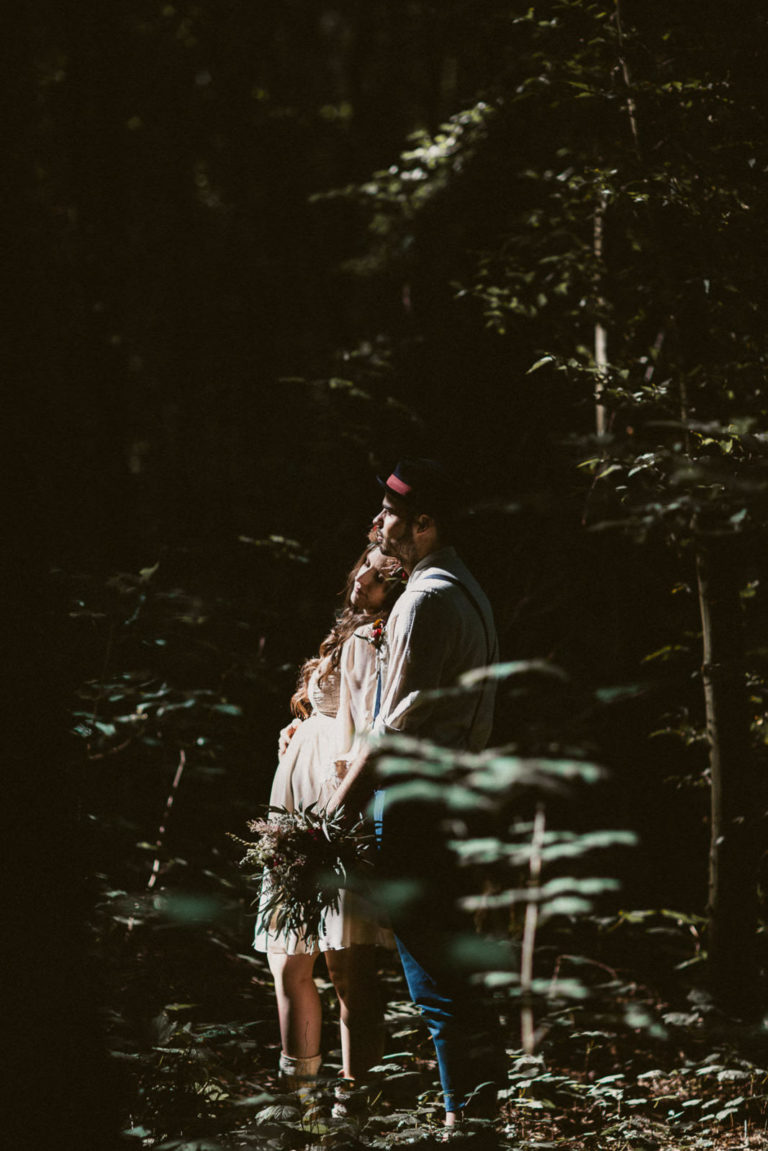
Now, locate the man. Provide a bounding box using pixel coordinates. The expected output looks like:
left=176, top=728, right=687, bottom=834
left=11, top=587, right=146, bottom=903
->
left=328, top=458, right=501, bottom=1127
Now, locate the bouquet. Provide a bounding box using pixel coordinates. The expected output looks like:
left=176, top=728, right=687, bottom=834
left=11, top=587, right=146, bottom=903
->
left=231, top=802, right=372, bottom=943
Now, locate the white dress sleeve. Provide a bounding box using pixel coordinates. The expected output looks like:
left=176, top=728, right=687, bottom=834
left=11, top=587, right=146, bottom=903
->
left=317, top=631, right=378, bottom=804
left=340, top=631, right=378, bottom=744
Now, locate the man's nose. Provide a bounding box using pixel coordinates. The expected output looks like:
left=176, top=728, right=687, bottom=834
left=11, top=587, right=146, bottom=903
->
left=372, top=509, right=383, bottom=526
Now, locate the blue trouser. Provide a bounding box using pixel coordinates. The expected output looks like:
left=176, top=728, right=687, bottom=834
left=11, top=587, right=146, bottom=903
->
left=372, top=790, right=502, bottom=1115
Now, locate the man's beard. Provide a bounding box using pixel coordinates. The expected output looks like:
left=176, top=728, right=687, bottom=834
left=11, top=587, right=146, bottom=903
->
left=376, top=533, right=398, bottom=557
left=378, top=533, right=413, bottom=567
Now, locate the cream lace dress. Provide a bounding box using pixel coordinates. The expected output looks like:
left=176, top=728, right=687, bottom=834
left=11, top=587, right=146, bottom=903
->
left=253, top=628, right=393, bottom=955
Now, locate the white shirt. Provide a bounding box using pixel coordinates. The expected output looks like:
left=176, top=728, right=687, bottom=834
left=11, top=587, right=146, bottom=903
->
left=373, top=546, right=497, bottom=750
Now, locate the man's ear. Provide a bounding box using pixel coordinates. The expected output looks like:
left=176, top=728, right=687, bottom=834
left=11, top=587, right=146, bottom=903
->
left=414, top=513, right=434, bottom=535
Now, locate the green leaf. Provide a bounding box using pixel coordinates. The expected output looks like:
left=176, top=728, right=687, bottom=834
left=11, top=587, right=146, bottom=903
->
left=460, top=659, right=569, bottom=687
left=212, top=703, right=242, bottom=716
left=527, top=355, right=555, bottom=373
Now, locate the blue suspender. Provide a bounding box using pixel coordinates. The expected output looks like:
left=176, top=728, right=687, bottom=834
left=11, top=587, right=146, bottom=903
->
left=373, top=665, right=382, bottom=722
left=372, top=663, right=385, bottom=843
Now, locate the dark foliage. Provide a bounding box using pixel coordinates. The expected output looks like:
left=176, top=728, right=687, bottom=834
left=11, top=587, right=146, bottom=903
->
left=10, top=0, right=768, bottom=1145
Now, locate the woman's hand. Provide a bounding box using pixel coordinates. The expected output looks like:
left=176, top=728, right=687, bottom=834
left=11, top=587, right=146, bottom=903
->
left=278, top=718, right=301, bottom=757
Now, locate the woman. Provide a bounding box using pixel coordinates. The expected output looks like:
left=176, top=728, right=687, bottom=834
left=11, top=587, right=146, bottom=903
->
left=253, top=543, right=405, bottom=1093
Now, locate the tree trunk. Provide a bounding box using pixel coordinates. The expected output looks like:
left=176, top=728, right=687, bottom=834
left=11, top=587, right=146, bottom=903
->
left=695, top=539, right=759, bottom=1016
left=593, top=192, right=608, bottom=437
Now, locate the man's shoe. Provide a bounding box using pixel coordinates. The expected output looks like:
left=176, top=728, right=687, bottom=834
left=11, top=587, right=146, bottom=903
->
left=330, top=1078, right=370, bottom=1121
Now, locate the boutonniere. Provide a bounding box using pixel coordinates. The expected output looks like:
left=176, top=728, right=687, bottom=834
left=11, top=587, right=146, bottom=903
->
left=356, top=618, right=386, bottom=650
left=370, top=618, right=385, bottom=648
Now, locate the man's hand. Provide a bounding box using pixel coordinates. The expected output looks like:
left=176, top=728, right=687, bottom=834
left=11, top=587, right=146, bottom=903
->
left=325, top=747, right=372, bottom=821
left=278, top=718, right=301, bottom=757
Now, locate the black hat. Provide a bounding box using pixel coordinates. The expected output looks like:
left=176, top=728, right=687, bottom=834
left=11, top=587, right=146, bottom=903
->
left=377, top=458, right=462, bottom=516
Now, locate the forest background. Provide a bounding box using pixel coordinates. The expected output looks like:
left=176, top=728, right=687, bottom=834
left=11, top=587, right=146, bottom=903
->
left=8, top=2, right=768, bottom=1149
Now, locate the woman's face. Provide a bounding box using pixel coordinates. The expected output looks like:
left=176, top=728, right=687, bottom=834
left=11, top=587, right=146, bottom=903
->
left=350, top=548, right=392, bottom=614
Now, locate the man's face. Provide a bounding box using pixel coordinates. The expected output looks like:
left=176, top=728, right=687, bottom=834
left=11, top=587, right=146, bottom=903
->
left=372, top=493, right=417, bottom=568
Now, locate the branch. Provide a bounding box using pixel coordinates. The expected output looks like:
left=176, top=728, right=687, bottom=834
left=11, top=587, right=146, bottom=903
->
left=146, top=748, right=187, bottom=891
left=126, top=748, right=188, bottom=932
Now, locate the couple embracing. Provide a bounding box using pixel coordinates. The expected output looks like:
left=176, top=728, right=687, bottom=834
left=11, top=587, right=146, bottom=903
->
left=254, top=458, right=502, bottom=1127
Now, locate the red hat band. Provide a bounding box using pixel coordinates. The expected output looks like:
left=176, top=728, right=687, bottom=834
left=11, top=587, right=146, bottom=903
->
left=386, top=472, right=412, bottom=496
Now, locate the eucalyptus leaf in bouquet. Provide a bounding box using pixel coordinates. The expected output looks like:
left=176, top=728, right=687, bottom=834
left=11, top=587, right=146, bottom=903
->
left=230, top=802, right=372, bottom=942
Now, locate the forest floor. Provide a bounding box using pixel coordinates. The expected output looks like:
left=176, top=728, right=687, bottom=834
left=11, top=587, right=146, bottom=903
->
left=103, top=892, right=768, bottom=1151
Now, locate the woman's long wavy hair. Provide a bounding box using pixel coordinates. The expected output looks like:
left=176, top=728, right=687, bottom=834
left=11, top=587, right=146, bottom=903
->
left=290, top=543, right=406, bottom=718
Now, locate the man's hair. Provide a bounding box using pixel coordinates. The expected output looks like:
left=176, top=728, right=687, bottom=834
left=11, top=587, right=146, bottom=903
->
left=391, top=489, right=457, bottom=540
left=379, top=457, right=463, bottom=537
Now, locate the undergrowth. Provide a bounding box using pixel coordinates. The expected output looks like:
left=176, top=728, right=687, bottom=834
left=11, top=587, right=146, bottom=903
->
left=96, top=876, right=768, bottom=1151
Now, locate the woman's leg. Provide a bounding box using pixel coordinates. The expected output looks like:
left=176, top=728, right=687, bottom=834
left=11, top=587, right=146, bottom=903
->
left=267, top=950, right=322, bottom=1068
left=324, top=946, right=384, bottom=1081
